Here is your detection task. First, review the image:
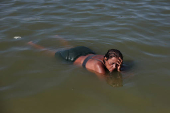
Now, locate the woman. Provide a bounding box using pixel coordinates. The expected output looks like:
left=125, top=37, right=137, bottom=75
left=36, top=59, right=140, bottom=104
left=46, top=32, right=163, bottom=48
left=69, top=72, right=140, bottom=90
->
left=28, top=38, right=123, bottom=76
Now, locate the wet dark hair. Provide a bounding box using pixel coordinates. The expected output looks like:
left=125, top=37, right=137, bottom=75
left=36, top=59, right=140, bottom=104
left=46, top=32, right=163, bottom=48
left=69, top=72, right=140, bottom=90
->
left=104, top=49, right=123, bottom=60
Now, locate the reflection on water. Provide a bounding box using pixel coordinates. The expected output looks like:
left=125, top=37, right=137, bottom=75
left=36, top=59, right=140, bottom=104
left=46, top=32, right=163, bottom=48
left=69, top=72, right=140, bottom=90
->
left=105, top=72, right=123, bottom=87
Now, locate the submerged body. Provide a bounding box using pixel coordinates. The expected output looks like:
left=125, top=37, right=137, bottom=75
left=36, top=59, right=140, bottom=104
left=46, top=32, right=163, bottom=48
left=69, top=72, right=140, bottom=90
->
left=28, top=40, right=123, bottom=76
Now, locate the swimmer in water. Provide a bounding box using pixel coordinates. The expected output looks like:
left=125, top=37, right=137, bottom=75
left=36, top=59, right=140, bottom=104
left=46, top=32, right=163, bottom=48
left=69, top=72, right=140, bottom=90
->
left=28, top=37, right=123, bottom=77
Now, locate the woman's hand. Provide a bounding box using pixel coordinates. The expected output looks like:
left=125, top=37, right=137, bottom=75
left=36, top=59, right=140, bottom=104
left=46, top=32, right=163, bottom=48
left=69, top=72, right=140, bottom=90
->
left=117, top=57, right=123, bottom=72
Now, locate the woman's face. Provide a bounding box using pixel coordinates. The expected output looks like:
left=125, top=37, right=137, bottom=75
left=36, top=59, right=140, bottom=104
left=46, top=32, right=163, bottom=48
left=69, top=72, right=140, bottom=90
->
left=105, top=57, right=119, bottom=72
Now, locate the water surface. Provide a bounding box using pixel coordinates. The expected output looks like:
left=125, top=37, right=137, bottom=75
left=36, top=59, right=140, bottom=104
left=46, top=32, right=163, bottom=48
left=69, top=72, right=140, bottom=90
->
left=0, top=0, right=170, bottom=113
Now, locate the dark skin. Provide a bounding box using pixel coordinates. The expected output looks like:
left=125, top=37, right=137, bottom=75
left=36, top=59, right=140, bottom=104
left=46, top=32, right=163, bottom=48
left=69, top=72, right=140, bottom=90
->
left=28, top=40, right=123, bottom=77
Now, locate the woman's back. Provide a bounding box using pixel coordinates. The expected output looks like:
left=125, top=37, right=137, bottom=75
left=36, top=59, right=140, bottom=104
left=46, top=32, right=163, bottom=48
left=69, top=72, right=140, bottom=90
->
left=74, top=54, right=105, bottom=74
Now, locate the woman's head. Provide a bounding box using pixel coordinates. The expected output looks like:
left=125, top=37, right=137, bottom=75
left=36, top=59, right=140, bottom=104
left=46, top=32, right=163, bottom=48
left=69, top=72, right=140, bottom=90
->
left=104, top=49, right=123, bottom=72
left=104, top=49, right=123, bottom=60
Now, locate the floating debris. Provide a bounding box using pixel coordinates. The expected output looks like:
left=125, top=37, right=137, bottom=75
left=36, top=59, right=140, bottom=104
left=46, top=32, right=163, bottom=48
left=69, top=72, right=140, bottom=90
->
left=14, top=36, right=21, bottom=39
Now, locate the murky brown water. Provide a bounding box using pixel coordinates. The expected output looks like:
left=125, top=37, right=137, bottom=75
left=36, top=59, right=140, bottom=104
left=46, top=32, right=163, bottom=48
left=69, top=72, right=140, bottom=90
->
left=0, top=0, right=170, bottom=113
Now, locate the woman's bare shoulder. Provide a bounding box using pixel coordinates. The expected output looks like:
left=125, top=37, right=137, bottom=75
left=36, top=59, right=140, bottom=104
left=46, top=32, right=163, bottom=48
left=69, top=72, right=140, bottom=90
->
left=93, top=60, right=106, bottom=75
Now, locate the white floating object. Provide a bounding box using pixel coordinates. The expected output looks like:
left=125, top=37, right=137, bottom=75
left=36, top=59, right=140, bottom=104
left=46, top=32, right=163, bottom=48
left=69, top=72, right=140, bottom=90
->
left=14, top=36, right=21, bottom=39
